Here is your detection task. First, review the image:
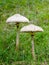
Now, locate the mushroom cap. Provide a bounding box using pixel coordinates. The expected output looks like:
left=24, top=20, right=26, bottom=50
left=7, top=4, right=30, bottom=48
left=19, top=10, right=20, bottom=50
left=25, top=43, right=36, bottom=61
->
left=20, top=24, right=43, bottom=33
left=6, top=14, right=29, bottom=23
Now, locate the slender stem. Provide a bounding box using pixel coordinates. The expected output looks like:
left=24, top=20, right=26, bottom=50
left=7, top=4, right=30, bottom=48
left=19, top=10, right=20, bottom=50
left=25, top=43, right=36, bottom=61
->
left=31, top=34, right=36, bottom=61
left=16, top=23, right=19, bottom=49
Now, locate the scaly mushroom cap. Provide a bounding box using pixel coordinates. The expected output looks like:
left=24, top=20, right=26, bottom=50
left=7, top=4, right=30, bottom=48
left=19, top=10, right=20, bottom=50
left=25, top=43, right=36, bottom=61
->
left=6, top=14, right=29, bottom=23
left=20, top=24, right=43, bottom=32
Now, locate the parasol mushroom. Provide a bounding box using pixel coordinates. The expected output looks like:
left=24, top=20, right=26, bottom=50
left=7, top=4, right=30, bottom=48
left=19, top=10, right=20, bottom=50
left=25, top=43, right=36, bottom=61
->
left=20, top=24, right=43, bottom=60
left=6, top=14, right=29, bottom=49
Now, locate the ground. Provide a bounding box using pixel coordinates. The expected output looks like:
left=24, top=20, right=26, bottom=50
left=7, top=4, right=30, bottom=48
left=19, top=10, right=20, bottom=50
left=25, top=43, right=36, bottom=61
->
left=0, top=0, right=49, bottom=65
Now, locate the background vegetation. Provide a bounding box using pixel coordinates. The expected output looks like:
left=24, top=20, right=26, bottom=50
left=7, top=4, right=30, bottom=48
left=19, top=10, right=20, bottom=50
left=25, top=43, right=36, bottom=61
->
left=0, top=0, right=49, bottom=65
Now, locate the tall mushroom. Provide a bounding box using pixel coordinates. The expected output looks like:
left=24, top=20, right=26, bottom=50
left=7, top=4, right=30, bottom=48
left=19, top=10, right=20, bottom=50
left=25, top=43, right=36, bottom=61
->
left=20, top=24, right=43, bottom=60
left=6, top=14, right=29, bottom=49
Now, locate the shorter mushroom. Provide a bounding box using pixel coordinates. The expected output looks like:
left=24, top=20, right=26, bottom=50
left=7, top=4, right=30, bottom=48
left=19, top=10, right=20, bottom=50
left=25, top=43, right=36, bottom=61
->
left=6, top=14, right=29, bottom=49
left=20, top=24, right=43, bottom=60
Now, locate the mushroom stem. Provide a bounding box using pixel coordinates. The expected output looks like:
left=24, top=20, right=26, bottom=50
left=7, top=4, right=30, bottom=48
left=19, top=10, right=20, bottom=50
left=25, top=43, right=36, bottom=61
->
left=16, top=23, right=19, bottom=49
left=31, top=33, right=36, bottom=61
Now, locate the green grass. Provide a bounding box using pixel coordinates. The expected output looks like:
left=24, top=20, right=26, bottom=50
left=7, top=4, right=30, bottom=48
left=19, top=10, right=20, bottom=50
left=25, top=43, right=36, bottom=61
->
left=0, top=0, right=49, bottom=65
